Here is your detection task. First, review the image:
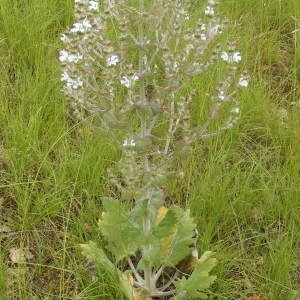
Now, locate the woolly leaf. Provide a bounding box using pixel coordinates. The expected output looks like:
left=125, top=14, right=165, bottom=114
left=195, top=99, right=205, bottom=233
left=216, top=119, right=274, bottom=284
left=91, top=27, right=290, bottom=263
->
left=137, top=237, right=163, bottom=270
left=119, top=271, right=135, bottom=300
left=99, top=198, right=144, bottom=261
left=175, top=251, right=217, bottom=299
left=138, top=206, right=197, bottom=269
left=80, top=241, right=118, bottom=280
left=154, top=207, right=177, bottom=238
left=129, top=200, right=150, bottom=230
left=161, top=207, right=197, bottom=266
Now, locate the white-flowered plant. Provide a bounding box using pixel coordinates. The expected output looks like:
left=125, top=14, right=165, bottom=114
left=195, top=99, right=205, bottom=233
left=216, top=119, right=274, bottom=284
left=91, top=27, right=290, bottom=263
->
left=59, top=0, right=248, bottom=299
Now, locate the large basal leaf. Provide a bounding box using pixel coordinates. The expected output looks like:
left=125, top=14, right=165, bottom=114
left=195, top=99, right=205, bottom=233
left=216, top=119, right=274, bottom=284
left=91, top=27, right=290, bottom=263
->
left=138, top=206, right=197, bottom=269
left=80, top=242, right=138, bottom=300
left=119, top=271, right=135, bottom=300
left=120, top=271, right=152, bottom=300
left=174, top=251, right=217, bottom=299
left=160, top=206, right=197, bottom=267
left=154, top=207, right=178, bottom=238
left=98, top=198, right=145, bottom=261
left=141, top=207, right=178, bottom=267
left=79, top=241, right=118, bottom=280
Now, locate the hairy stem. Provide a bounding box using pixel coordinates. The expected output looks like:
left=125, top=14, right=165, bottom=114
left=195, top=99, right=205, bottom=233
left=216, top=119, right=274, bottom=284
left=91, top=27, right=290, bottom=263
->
left=128, top=257, right=144, bottom=285
left=153, top=265, right=164, bottom=285
left=159, top=271, right=179, bottom=292
left=164, top=97, right=175, bottom=154
left=137, top=3, right=154, bottom=296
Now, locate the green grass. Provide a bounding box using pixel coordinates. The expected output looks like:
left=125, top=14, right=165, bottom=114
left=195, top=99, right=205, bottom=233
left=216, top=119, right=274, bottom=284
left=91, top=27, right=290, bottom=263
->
left=0, top=0, right=299, bottom=299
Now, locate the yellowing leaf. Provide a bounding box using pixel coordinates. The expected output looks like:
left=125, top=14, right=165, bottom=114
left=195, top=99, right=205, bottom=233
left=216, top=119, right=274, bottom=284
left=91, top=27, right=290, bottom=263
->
left=158, top=207, right=196, bottom=266
left=160, top=224, right=178, bottom=257
left=119, top=272, right=152, bottom=300
left=120, top=271, right=135, bottom=300
left=175, top=251, right=217, bottom=298
left=198, top=251, right=214, bottom=263
left=133, top=291, right=151, bottom=300
left=156, top=206, right=168, bottom=224
left=139, top=206, right=197, bottom=268
left=155, top=206, right=178, bottom=257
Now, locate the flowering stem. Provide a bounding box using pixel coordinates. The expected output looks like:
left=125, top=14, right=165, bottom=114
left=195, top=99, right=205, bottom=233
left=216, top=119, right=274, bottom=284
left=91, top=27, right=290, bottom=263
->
left=138, top=3, right=153, bottom=292
left=146, top=115, right=158, bottom=135
left=164, top=97, right=175, bottom=154
left=137, top=0, right=151, bottom=175
left=138, top=0, right=146, bottom=127
left=143, top=207, right=153, bottom=295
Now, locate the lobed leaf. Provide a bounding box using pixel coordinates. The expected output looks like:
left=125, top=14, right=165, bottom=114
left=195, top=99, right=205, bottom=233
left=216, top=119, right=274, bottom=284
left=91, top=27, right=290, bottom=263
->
left=99, top=198, right=145, bottom=261
left=174, top=251, right=217, bottom=299
left=138, top=206, right=197, bottom=268
left=161, top=207, right=197, bottom=266
left=79, top=241, right=118, bottom=279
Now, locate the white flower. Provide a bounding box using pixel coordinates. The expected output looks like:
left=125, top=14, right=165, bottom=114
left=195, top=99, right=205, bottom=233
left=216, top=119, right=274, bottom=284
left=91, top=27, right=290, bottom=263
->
left=179, top=8, right=189, bottom=20
left=61, top=71, right=83, bottom=89
left=61, top=71, right=71, bottom=82
left=120, top=76, right=130, bottom=88
left=200, top=33, right=207, bottom=41
left=70, top=18, right=92, bottom=33
left=221, top=51, right=242, bottom=63
left=82, top=18, right=92, bottom=28
left=185, top=44, right=194, bottom=54
left=200, top=23, right=207, bottom=31
left=218, top=90, right=226, bottom=100
left=59, top=50, right=68, bottom=62
left=211, top=24, right=223, bottom=35
left=123, top=139, right=135, bottom=147
left=68, top=77, right=83, bottom=89
left=173, top=61, right=180, bottom=72
left=60, top=34, right=70, bottom=43
left=205, top=6, right=215, bottom=16
left=120, top=74, right=139, bottom=88
left=231, top=107, right=240, bottom=114
left=107, top=54, right=119, bottom=66
left=132, top=73, right=139, bottom=81
left=59, top=50, right=83, bottom=63
left=238, top=76, right=249, bottom=87
left=75, top=0, right=91, bottom=5
left=89, top=0, right=99, bottom=10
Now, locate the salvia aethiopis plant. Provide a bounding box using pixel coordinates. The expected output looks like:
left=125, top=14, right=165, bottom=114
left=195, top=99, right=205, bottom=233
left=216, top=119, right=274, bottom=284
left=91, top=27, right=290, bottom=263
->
left=59, top=0, right=248, bottom=298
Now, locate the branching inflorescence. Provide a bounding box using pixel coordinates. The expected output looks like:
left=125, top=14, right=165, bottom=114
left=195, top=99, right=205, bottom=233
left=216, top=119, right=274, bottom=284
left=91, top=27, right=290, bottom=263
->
left=59, top=0, right=248, bottom=298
